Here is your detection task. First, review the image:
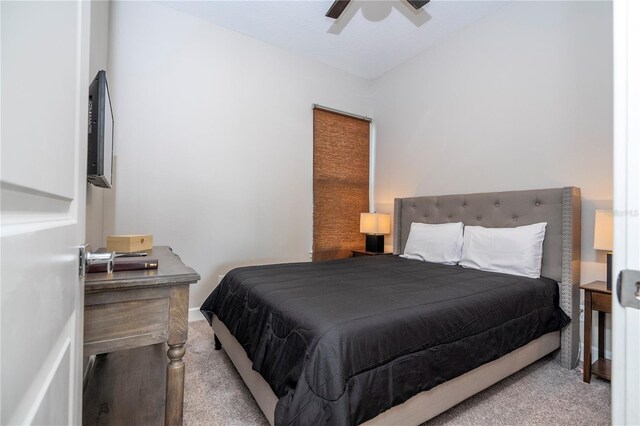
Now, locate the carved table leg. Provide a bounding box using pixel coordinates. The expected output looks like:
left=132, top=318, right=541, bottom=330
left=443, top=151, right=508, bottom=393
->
left=214, top=334, right=222, bottom=350
left=165, top=343, right=186, bottom=426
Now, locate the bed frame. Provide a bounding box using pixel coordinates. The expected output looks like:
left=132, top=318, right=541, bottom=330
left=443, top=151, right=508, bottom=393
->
left=211, top=186, right=581, bottom=425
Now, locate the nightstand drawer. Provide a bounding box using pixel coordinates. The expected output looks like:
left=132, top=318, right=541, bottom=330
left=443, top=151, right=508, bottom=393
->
left=592, top=292, right=611, bottom=313
left=84, top=297, right=170, bottom=355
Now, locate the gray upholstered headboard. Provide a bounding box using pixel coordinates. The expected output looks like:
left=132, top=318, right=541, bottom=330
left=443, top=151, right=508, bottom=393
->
left=393, top=187, right=581, bottom=369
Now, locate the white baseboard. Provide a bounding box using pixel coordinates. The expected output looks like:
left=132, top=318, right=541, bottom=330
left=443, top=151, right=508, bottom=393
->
left=189, top=274, right=226, bottom=323
left=189, top=307, right=205, bottom=322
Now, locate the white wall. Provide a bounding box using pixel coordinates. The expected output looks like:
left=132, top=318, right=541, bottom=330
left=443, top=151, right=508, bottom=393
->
left=371, top=1, right=613, bottom=355
left=86, top=0, right=110, bottom=251
left=373, top=1, right=613, bottom=284
left=105, top=1, right=372, bottom=309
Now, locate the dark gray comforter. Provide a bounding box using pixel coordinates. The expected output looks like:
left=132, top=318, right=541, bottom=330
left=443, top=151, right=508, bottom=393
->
left=201, top=255, right=569, bottom=426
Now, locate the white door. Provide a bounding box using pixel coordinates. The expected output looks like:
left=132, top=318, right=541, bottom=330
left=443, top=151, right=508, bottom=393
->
left=1, top=1, right=91, bottom=424
left=612, top=0, right=640, bottom=424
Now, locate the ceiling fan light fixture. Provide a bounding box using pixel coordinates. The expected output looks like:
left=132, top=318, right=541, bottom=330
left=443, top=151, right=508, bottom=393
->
left=326, top=0, right=352, bottom=19
left=407, top=0, right=430, bottom=10
left=326, top=0, right=430, bottom=20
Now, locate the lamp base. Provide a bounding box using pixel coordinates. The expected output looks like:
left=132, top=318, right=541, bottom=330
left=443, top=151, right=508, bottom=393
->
left=607, top=252, right=612, bottom=290
left=365, top=235, right=385, bottom=253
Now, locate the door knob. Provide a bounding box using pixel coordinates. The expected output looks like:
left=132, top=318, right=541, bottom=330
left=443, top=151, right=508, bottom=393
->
left=617, top=269, right=640, bottom=309
left=78, top=244, right=115, bottom=276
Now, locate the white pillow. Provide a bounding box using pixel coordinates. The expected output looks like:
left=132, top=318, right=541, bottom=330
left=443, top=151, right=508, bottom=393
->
left=401, top=222, right=464, bottom=265
left=459, top=223, right=547, bottom=278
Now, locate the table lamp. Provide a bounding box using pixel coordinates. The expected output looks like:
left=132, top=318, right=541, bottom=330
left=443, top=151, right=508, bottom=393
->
left=593, top=210, right=613, bottom=290
left=360, top=213, right=391, bottom=253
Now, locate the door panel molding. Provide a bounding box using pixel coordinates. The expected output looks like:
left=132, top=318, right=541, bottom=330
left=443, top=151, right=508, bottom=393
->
left=0, top=182, right=74, bottom=231
left=8, top=313, right=75, bottom=425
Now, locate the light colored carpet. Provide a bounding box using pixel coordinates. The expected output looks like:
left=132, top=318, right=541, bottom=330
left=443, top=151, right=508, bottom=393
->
left=184, top=320, right=610, bottom=425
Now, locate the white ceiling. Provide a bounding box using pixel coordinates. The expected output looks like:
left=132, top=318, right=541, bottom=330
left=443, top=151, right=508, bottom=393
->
left=160, top=1, right=509, bottom=79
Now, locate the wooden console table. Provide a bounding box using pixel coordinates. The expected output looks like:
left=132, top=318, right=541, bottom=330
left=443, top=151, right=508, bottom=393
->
left=83, top=246, right=200, bottom=425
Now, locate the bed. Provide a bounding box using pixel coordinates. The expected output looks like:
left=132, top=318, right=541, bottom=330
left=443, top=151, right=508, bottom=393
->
left=201, top=187, right=581, bottom=426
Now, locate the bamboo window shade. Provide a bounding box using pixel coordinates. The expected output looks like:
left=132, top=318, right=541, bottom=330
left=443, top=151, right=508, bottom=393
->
left=313, top=107, right=370, bottom=261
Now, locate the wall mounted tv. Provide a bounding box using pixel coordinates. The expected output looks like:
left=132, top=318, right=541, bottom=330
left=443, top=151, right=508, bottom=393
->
left=87, top=70, right=114, bottom=188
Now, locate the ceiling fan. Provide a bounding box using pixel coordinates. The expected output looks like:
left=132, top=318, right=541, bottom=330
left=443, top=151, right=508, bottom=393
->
left=326, top=0, right=430, bottom=19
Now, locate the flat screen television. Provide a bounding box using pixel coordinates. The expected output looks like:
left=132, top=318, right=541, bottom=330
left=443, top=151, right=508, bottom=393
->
left=87, top=70, right=114, bottom=188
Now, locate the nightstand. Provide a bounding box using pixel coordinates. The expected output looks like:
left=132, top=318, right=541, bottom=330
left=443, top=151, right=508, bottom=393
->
left=352, top=250, right=392, bottom=257
left=83, top=247, right=200, bottom=425
left=580, top=280, right=611, bottom=383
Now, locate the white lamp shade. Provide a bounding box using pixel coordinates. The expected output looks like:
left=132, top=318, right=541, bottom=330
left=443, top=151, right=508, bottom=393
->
left=593, top=210, right=613, bottom=251
left=360, top=213, right=391, bottom=235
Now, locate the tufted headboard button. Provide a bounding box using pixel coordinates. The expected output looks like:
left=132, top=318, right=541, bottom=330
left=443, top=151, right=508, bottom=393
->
left=476, top=216, right=481, bottom=221
left=536, top=202, right=540, bottom=206
left=513, top=216, right=518, bottom=221
left=495, top=203, right=500, bottom=207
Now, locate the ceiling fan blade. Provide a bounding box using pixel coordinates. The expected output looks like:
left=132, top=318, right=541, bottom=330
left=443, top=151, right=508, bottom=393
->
left=406, top=0, right=430, bottom=10
left=326, top=0, right=351, bottom=19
